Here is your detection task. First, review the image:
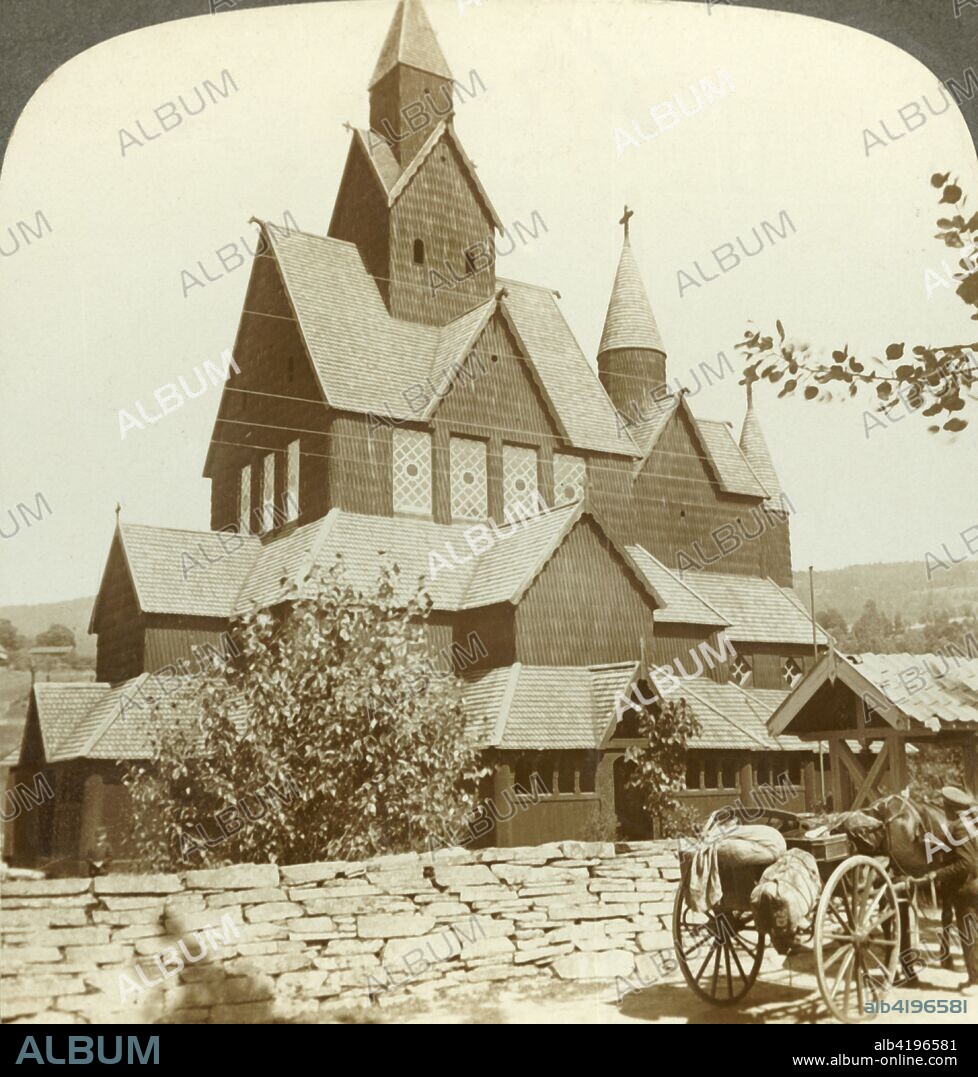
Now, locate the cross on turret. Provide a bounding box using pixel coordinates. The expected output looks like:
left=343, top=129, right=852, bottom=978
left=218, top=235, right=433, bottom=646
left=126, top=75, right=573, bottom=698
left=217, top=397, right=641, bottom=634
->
left=619, top=205, right=634, bottom=240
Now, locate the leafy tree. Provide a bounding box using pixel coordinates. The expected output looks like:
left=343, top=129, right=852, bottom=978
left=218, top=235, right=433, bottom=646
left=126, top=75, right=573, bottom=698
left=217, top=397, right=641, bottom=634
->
left=849, top=599, right=893, bottom=653
left=816, top=606, right=850, bottom=644
left=624, top=696, right=702, bottom=838
left=34, top=624, right=75, bottom=648
left=737, top=174, right=978, bottom=433
left=0, top=618, right=26, bottom=652
left=124, top=561, right=490, bottom=869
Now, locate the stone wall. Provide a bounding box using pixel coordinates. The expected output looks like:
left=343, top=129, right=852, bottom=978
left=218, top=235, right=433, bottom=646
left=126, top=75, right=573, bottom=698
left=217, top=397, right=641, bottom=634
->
left=0, top=840, right=680, bottom=1024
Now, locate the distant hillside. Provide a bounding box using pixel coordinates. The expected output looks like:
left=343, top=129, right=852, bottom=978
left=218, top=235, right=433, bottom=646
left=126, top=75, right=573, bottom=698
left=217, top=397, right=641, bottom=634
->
left=0, top=595, right=97, bottom=657
left=792, top=559, right=978, bottom=626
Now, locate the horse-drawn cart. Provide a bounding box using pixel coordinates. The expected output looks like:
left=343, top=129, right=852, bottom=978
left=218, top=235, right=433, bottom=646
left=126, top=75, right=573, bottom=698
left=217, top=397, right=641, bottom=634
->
left=673, top=806, right=913, bottom=1023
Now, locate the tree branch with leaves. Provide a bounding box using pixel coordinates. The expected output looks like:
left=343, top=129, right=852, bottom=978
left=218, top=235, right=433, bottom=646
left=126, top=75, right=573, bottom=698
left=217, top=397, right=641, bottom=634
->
left=737, top=173, right=978, bottom=433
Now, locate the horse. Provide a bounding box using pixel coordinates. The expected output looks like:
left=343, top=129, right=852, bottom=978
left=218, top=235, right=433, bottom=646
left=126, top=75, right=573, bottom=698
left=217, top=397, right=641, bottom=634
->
left=867, top=789, right=956, bottom=970
left=869, top=788, right=951, bottom=878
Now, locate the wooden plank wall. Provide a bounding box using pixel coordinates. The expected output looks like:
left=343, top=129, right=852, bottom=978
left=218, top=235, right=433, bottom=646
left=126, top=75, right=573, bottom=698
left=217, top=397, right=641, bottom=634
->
left=93, top=540, right=145, bottom=684
left=207, top=254, right=331, bottom=533
left=514, top=518, right=656, bottom=666
left=327, top=141, right=392, bottom=299
left=389, top=133, right=496, bottom=326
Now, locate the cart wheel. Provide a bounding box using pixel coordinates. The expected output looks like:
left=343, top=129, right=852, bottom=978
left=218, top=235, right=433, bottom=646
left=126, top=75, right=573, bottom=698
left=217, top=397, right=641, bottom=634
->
left=814, top=855, right=901, bottom=1024
left=672, top=883, right=764, bottom=1005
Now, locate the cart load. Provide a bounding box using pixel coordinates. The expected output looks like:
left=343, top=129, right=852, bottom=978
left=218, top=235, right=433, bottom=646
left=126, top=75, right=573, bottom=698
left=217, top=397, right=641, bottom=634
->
left=750, top=848, right=822, bottom=954
left=683, top=824, right=786, bottom=912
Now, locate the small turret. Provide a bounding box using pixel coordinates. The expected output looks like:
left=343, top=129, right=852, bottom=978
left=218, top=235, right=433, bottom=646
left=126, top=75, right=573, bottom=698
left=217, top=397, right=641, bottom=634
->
left=597, top=207, right=667, bottom=414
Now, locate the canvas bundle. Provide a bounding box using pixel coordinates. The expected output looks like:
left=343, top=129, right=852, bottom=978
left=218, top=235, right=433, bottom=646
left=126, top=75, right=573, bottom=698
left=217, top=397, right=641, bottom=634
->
left=750, top=848, right=822, bottom=954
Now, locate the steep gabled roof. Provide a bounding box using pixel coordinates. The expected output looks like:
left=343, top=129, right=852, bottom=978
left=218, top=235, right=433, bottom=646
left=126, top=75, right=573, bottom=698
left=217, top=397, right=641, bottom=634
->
left=692, top=419, right=769, bottom=499
left=462, top=662, right=640, bottom=749
left=500, top=278, right=639, bottom=456
left=353, top=128, right=402, bottom=195
left=258, top=222, right=635, bottom=455
left=95, top=504, right=662, bottom=623
left=768, top=651, right=978, bottom=738
left=682, top=571, right=829, bottom=646
left=625, top=546, right=729, bottom=628
left=388, top=121, right=503, bottom=231
left=598, top=238, right=665, bottom=355
left=29, top=683, right=110, bottom=761
left=369, top=0, right=452, bottom=89
left=118, top=523, right=261, bottom=618
left=739, top=397, right=783, bottom=500
left=627, top=391, right=768, bottom=497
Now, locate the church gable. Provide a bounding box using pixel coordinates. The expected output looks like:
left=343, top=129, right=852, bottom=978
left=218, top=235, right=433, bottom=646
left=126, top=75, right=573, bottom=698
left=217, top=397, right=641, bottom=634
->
left=630, top=408, right=770, bottom=578
left=205, top=249, right=330, bottom=531
left=636, top=406, right=721, bottom=504
left=91, top=535, right=144, bottom=684
left=432, top=311, right=562, bottom=439
left=389, top=130, right=497, bottom=324
left=327, top=136, right=392, bottom=295
left=514, top=517, right=656, bottom=666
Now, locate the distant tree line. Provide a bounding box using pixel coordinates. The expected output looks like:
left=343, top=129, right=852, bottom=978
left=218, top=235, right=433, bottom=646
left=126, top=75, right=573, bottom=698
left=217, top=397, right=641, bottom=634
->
left=814, top=599, right=978, bottom=658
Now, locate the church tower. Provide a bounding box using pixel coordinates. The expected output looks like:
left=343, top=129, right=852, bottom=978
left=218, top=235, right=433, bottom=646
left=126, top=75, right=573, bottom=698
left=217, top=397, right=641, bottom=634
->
left=597, top=209, right=668, bottom=416
left=329, top=0, right=502, bottom=327
left=369, top=0, right=456, bottom=167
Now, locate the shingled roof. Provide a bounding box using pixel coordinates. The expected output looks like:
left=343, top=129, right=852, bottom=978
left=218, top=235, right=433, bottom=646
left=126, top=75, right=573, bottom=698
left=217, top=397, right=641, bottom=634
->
left=92, top=503, right=662, bottom=625
left=261, top=225, right=633, bottom=456
left=769, top=650, right=978, bottom=738
left=462, top=662, right=641, bottom=749
left=625, top=392, right=770, bottom=498
left=740, top=394, right=783, bottom=500
left=678, top=680, right=809, bottom=752
left=27, top=677, right=207, bottom=762
left=625, top=546, right=729, bottom=628
left=369, top=0, right=452, bottom=89
left=680, top=571, right=829, bottom=646
left=598, top=237, right=665, bottom=356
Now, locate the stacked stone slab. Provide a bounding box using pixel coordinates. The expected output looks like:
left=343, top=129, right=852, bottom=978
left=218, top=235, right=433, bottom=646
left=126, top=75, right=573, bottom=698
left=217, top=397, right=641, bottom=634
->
left=0, top=840, right=680, bottom=1024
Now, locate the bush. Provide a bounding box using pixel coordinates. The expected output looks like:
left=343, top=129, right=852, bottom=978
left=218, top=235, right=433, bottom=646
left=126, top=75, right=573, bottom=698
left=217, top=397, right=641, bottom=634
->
left=124, top=561, right=490, bottom=869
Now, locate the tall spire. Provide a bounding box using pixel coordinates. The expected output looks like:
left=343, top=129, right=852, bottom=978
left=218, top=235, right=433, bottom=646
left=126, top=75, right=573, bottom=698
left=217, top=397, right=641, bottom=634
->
left=369, top=0, right=452, bottom=89
left=739, top=385, right=783, bottom=500
left=368, top=0, right=455, bottom=166
left=599, top=209, right=665, bottom=356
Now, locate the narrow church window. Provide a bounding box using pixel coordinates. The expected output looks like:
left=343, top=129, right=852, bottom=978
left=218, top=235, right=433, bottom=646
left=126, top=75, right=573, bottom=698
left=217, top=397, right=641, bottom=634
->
left=392, top=428, right=432, bottom=517
left=238, top=464, right=251, bottom=534
left=450, top=436, right=487, bottom=521
left=502, top=444, right=538, bottom=515
left=579, top=757, right=597, bottom=794
left=558, top=757, right=576, bottom=795
left=552, top=453, right=585, bottom=507
left=704, top=760, right=719, bottom=789
left=260, top=452, right=275, bottom=533
left=413, top=239, right=425, bottom=265
left=782, top=656, right=803, bottom=688
left=286, top=440, right=300, bottom=522
left=731, top=654, right=752, bottom=687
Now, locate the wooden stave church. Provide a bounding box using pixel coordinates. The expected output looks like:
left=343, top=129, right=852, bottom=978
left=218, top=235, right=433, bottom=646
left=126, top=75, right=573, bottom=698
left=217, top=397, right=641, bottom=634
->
left=11, top=0, right=830, bottom=872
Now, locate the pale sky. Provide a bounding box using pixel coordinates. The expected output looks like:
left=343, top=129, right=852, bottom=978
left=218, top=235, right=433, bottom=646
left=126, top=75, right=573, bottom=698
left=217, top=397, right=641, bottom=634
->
left=1, top=0, right=976, bottom=606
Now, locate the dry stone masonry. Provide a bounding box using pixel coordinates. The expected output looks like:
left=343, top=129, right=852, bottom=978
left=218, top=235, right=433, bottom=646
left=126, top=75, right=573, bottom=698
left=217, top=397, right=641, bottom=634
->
left=0, top=840, right=680, bottom=1024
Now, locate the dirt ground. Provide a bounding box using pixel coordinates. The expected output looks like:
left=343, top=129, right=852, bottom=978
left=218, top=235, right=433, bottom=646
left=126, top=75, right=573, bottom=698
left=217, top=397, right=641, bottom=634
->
left=355, top=950, right=977, bottom=1026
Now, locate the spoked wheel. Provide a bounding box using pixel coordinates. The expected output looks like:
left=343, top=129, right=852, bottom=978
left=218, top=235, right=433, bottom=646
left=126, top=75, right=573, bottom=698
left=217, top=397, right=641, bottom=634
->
left=673, top=883, right=765, bottom=1005
left=814, top=855, right=901, bottom=1023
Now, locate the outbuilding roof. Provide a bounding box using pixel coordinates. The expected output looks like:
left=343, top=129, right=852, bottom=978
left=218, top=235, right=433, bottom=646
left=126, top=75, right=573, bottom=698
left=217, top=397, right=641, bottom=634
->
left=768, top=650, right=978, bottom=738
